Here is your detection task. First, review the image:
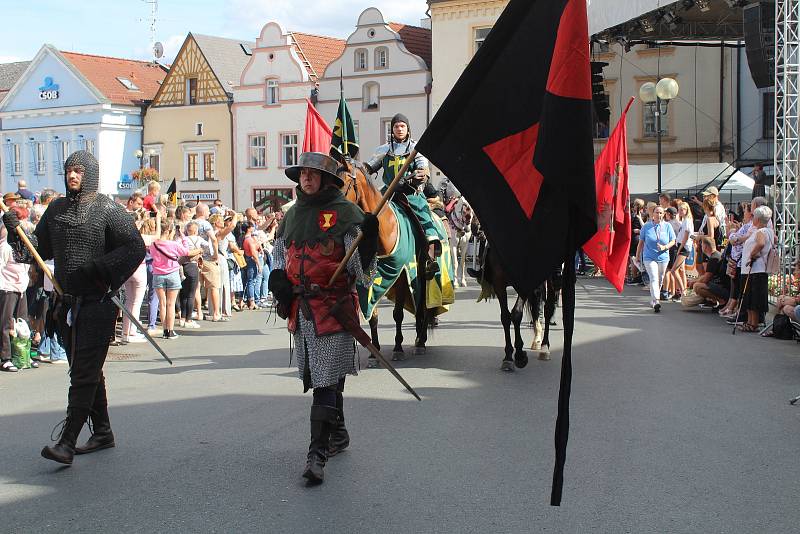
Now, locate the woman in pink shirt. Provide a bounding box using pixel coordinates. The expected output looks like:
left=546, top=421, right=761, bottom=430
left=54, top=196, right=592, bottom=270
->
left=149, top=223, right=198, bottom=339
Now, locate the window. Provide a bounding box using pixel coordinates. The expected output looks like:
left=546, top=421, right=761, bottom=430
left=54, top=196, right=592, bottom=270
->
left=253, top=187, right=294, bottom=213
left=186, top=77, right=198, bottom=105
left=362, top=82, right=379, bottom=111
left=763, top=91, right=775, bottom=139
left=382, top=118, right=393, bottom=143
left=12, top=143, right=21, bottom=175
left=281, top=134, right=298, bottom=167
left=643, top=105, right=667, bottom=138
left=266, top=79, right=279, bottom=105
left=249, top=135, right=266, bottom=168
left=375, top=47, right=388, bottom=69
left=148, top=154, right=160, bottom=173
left=56, top=140, right=70, bottom=174
left=85, top=139, right=95, bottom=155
left=116, top=77, right=139, bottom=91
left=353, top=120, right=360, bottom=141
left=474, top=27, right=491, bottom=53
left=203, top=153, right=215, bottom=180
left=355, top=48, right=368, bottom=71
left=35, top=142, right=46, bottom=175
left=196, top=123, right=204, bottom=136
left=187, top=153, right=198, bottom=181
left=592, top=105, right=610, bottom=139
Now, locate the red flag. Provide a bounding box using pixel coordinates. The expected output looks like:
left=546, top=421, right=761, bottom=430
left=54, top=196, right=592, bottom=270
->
left=583, top=97, right=634, bottom=292
left=302, top=99, right=332, bottom=153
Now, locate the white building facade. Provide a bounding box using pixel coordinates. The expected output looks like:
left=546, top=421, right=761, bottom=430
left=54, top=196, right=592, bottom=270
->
left=316, top=8, right=432, bottom=175
left=0, top=45, right=165, bottom=196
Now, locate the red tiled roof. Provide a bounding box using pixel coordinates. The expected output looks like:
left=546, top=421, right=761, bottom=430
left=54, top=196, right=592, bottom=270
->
left=290, top=32, right=346, bottom=78
left=61, top=51, right=167, bottom=106
left=389, top=23, right=432, bottom=69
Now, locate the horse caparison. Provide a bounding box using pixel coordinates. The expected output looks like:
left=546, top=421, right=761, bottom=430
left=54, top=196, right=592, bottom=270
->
left=335, top=155, right=433, bottom=360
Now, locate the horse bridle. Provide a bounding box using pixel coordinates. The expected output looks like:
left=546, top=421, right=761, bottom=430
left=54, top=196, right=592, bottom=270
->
left=337, top=162, right=362, bottom=204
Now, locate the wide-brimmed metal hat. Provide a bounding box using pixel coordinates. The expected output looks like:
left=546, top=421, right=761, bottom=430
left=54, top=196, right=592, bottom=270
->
left=285, top=152, right=343, bottom=188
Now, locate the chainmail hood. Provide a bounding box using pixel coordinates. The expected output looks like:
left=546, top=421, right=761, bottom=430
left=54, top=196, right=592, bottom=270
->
left=58, top=150, right=100, bottom=226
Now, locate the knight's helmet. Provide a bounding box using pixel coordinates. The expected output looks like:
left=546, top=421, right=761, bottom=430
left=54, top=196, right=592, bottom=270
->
left=63, top=150, right=100, bottom=197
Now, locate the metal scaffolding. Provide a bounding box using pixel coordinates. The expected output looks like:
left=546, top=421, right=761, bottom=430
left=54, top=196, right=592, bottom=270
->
left=775, top=0, right=800, bottom=294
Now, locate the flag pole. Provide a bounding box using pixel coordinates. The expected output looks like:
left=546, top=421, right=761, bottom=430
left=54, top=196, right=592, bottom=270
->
left=327, top=150, right=417, bottom=285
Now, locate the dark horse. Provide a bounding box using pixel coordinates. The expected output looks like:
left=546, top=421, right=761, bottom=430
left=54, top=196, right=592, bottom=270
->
left=478, top=246, right=560, bottom=372
left=335, top=156, right=444, bottom=364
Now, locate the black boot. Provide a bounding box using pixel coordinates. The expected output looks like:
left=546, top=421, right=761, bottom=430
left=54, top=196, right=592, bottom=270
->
left=75, top=406, right=115, bottom=454
left=302, top=405, right=338, bottom=484
left=41, top=408, right=89, bottom=465
left=328, top=393, right=350, bottom=457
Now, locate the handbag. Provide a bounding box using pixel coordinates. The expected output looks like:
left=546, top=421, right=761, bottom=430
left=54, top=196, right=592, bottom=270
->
left=772, top=314, right=795, bottom=340
left=232, top=249, right=247, bottom=269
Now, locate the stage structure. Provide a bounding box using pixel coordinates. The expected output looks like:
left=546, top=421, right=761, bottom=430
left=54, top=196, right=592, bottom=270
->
left=775, top=0, right=798, bottom=293
left=591, top=0, right=793, bottom=294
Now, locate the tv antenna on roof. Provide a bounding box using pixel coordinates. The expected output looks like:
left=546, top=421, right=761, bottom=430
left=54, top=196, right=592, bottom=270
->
left=142, top=0, right=159, bottom=62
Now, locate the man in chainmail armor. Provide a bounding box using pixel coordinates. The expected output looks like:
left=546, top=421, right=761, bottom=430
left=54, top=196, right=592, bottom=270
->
left=268, top=152, right=378, bottom=484
left=2, top=150, right=145, bottom=465
left=365, top=113, right=444, bottom=278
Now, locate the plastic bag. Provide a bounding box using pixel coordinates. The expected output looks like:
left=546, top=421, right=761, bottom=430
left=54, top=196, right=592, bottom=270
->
left=14, top=318, right=30, bottom=338
left=11, top=336, right=31, bottom=369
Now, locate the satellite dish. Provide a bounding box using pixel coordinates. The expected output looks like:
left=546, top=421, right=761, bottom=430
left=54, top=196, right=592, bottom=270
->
left=153, top=42, right=164, bottom=59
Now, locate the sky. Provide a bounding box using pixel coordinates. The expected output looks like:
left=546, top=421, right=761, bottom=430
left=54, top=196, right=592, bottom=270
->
left=1, top=0, right=431, bottom=64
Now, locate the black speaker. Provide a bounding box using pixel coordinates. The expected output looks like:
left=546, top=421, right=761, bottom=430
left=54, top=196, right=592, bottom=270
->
left=743, top=1, right=775, bottom=89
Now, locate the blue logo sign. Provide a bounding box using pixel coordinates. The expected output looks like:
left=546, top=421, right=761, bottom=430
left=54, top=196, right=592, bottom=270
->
left=38, top=77, right=60, bottom=100
left=120, top=173, right=133, bottom=184
left=39, top=77, right=59, bottom=92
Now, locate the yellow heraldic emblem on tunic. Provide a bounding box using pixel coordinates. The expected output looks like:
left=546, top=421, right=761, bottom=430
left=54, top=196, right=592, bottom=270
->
left=318, top=210, right=338, bottom=231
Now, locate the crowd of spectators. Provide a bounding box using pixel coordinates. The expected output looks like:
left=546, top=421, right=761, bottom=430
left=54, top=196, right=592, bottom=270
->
left=0, top=180, right=281, bottom=373
left=628, top=187, right=784, bottom=336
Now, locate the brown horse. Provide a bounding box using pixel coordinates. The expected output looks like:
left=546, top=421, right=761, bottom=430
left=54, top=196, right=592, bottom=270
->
left=335, top=157, right=431, bottom=364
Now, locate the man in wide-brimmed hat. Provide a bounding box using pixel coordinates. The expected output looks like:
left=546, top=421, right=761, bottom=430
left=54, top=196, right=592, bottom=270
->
left=268, top=151, right=379, bottom=485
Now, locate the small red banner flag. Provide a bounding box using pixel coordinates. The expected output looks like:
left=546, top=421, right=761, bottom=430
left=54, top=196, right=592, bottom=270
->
left=302, top=99, right=332, bottom=153
left=582, top=97, right=634, bottom=292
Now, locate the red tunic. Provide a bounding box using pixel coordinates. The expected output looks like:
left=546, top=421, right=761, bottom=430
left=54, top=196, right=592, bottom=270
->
left=284, top=239, right=359, bottom=336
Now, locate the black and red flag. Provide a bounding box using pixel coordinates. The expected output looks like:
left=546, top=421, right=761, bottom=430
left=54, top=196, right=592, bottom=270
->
left=415, top=0, right=596, bottom=505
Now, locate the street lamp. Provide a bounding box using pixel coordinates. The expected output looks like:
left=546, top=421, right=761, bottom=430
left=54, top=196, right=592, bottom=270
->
left=134, top=149, right=144, bottom=169
left=639, top=78, right=679, bottom=193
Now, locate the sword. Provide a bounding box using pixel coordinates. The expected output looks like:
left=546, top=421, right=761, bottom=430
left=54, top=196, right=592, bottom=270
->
left=327, top=297, right=421, bottom=401
left=109, top=294, right=173, bottom=366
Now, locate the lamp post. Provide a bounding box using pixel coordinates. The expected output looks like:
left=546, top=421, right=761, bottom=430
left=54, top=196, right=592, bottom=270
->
left=639, top=78, right=679, bottom=194
left=134, top=149, right=144, bottom=169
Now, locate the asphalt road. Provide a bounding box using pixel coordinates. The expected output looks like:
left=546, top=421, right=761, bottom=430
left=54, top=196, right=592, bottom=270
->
left=1, top=278, right=799, bottom=533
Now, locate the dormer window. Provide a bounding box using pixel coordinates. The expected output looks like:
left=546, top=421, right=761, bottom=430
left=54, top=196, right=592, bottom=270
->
left=116, top=77, right=139, bottom=91
left=355, top=48, right=368, bottom=71
left=375, top=47, right=388, bottom=69
left=266, top=79, right=279, bottom=105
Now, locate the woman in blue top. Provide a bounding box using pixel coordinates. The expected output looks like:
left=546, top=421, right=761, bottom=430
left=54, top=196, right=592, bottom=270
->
left=635, top=206, right=676, bottom=312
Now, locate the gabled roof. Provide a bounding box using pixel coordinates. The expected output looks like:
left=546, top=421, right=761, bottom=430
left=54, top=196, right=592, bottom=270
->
left=60, top=51, right=167, bottom=106
left=290, top=32, right=346, bottom=79
left=0, top=61, right=30, bottom=103
left=192, top=33, right=256, bottom=93
left=389, top=23, right=432, bottom=69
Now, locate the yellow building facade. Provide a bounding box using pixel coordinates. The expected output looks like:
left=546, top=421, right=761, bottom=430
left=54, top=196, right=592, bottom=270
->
left=144, top=33, right=253, bottom=207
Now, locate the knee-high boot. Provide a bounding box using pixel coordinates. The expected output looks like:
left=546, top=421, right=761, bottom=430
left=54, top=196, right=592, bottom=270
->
left=328, top=391, right=350, bottom=457
left=75, top=378, right=115, bottom=454
left=41, top=407, right=90, bottom=465
left=303, top=405, right=339, bottom=483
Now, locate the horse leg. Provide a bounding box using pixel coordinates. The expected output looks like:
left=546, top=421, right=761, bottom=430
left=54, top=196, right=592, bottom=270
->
left=392, top=286, right=405, bottom=360
left=539, top=281, right=556, bottom=361
left=498, top=287, right=514, bottom=372
left=511, top=296, right=528, bottom=369
left=451, top=238, right=460, bottom=288
left=368, top=309, right=380, bottom=368
left=459, top=234, right=470, bottom=287
left=414, top=272, right=428, bottom=356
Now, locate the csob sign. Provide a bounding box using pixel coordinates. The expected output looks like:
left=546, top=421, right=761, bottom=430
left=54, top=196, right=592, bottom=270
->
left=38, top=77, right=60, bottom=100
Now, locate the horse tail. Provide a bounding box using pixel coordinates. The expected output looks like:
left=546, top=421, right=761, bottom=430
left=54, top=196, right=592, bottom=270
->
left=524, top=286, right=543, bottom=324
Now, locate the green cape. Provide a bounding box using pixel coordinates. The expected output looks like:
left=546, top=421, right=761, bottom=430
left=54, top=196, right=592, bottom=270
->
left=277, top=186, right=365, bottom=247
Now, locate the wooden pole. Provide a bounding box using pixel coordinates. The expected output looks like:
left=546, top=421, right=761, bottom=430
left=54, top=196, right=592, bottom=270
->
left=327, top=149, right=418, bottom=285
left=0, top=199, right=63, bottom=295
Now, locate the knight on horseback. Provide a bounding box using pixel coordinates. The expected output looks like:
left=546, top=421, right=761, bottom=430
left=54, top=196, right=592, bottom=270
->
left=364, top=113, right=444, bottom=279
